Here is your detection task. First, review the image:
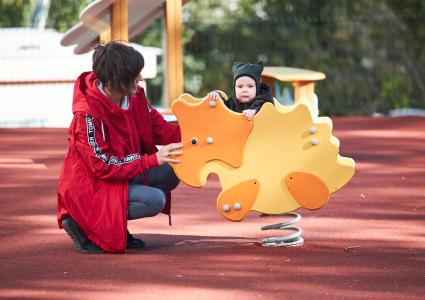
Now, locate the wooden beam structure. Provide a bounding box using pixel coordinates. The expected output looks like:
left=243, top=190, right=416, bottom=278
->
left=164, top=0, right=184, bottom=107
left=98, top=0, right=128, bottom=44
left=111, top=0, right=128, bottom=43
left=99, top=28, right=111, bottom=44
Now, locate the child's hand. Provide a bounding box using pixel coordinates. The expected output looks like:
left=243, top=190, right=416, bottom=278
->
left=207, top=91, right=220, bottom=100
left=242, top=109, right=256, bottom=121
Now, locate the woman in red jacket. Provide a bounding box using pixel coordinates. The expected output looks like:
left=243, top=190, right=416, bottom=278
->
left=57, top=41, right=182, bottom=254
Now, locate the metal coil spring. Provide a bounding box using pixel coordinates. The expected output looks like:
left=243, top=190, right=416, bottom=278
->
left=260, top=212, right=304, bottom=247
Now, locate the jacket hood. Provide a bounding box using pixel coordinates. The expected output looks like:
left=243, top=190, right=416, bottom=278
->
left=248, top=82, right=273, bottom=104
left=72, top=71, right=124, bottom=116
left=72, top=72, right=93, bottom=114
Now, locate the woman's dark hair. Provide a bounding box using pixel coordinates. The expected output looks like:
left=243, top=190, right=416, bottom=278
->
left=92, top=41, right=144, bottom=94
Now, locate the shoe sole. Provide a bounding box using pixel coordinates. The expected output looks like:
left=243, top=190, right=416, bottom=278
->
left=126, top=244, right=146, bottom=250
left=80, top=248, right=104, bottom=254
left=62, top=219, right=104, bottom=254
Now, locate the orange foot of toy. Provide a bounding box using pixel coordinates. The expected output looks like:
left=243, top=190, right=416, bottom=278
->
left=217, top=179, right=260, bottom=221
left=284, top=172, right=329, bottom=210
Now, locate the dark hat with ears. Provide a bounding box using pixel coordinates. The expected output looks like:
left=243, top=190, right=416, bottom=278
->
left=232, top=61, right=264, bottom=93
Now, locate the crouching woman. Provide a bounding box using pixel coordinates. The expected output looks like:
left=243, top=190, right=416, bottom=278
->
left=57, top=41, right=182, bottom=254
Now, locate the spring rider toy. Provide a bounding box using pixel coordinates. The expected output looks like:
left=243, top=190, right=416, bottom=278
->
left=170, top=92, right=355, bottom=247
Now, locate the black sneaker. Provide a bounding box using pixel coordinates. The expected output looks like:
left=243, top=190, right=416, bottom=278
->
left=126, top=230, right=146, bottom=249
left=62, top=216, right=104, bottom=254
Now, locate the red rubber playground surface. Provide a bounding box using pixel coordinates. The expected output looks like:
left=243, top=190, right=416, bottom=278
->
left=0, top=116, right=424, bottom=299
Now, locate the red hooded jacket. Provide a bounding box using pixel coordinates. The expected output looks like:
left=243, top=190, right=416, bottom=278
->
left=57, top=72, right=181, bottom=253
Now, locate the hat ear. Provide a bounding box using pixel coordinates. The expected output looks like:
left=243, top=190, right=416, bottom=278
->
left=254, top=61, right=264, bottom=74
left=256, top=61, right=264, bottom=66
left=232, top=61, right=243, bottom=73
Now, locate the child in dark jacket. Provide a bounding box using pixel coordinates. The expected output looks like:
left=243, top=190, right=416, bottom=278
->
left=208, top=61, right=274, bottom=120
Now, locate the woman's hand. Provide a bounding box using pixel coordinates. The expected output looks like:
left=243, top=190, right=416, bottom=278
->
left=242, top=109, right=256, bottom=121
left=156, top=142, right=183, bottom=165
left=207, top=91, right=220, bottom=100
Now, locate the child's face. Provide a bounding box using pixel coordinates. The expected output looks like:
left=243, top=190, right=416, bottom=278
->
left=235, top=76, right=256, bottom=103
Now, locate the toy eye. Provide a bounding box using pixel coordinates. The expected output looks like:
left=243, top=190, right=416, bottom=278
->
left=191, top=138, right=198, bottom=145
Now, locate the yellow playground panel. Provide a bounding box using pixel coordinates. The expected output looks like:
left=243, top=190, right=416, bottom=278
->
left=171, top=85, right=355, bottom=247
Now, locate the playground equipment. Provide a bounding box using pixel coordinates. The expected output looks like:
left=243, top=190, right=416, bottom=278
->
left=262, top=66, right=326, bottom=116
left=170, top=91, right=355, bottom=247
